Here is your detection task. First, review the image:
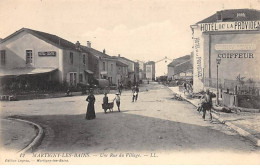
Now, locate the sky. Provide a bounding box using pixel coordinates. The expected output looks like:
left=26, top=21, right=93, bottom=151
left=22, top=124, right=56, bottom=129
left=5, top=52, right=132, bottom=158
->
left=0, top=0, right=259, bottom=62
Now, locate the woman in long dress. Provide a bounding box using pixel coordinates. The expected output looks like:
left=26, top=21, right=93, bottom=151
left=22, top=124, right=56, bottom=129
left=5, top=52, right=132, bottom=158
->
left=86, top=90, right=96, bottom=120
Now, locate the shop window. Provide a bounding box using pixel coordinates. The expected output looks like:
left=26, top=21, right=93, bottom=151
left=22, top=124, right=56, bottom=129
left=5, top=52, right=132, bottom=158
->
left=70, top=52, right=73, bottom=64
left=68, top=72, right=77, bottom=86
left=26, top=50, right=33, bottom=64
left=0, top=50, right=6, bottom=65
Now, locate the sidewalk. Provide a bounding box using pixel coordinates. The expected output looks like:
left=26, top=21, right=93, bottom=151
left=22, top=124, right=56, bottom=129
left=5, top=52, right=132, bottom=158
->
left=0, top=118, right=38, bottom=152
left=168, top=86, right=260, bottom=146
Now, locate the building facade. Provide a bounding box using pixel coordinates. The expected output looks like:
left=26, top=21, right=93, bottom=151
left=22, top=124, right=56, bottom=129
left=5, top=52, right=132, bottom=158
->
left=117, top=56, right=139, bottom=85
left=0, top=28, right=97, bottom=91
left=155, top=56, right=172, bottom=78
left=191, top=9, right=260, bottom=92
left=144, top=61, right=155, bottom=80
left=168, top=55, right=192, bottom=80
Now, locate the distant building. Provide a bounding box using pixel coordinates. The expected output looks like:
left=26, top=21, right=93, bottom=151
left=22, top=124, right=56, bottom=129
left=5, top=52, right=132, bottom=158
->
left=155, top=56, right=172, bottom=77
left=83, top=44, right=118, bottom=85
left=167, top=55, right=191, bottom=80
left=136, top=60, right=145, bottom=80
left=117, top=55, right=139, bottom=85
left=144, top=61, right=155, bottom=81
left=115, top=60, right=128, bottom=86
left=191, top=9, right=260, bottom=92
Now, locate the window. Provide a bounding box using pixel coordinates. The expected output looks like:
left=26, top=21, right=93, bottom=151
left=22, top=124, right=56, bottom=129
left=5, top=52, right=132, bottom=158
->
left=111, top=64, right=113, bottom=72
left=73, top=73, right=77, bottom=85
left=103, top=62, right=105, bottom=71
left=83, top=54, right=86, bottom=65
left=1, top=50, right=6, bottom=65
left=70, top=52, right=73, bottom=64
left=67, top=72, right=77, bottom=86
left=26, top=50, right=33, bottom=64
left=79, top=73, right=83, bottom=82
left=237, top=13, right=246, bottom=17
left=70, top=73, right=73, bottom=86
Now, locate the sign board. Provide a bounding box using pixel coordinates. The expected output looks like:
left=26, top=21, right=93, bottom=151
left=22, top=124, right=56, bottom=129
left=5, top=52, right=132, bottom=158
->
left=38, top=51, right=56, bottom=56
left=199, top=20, right=260, bottom=32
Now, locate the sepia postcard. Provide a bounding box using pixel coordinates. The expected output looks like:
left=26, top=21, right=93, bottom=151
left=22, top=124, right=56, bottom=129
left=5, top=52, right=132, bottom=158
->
left=0, top=0, right=260, bottom=165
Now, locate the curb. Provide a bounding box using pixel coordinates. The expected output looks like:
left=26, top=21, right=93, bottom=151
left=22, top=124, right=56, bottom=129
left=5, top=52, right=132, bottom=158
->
left=7, top=117, right=44, bottom=153
left=168, top=87, right=260, bottom=147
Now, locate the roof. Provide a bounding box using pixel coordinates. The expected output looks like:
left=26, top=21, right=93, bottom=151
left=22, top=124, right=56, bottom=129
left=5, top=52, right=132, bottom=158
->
left=155, top=57, right=172, bottom=63
left=173, top=60, right=193, bottom=75
left=0, top=68, right=57, bottom=77
left=197, top=9, right=260, bottom=24
left=1, top=28, right=78, bottom=51
left=117, top=56, right=136, bottom=63
left=145, top=61, right=155, bottom=65
left=116, top=60, right=128, bottom=67
left=168, top=55, right=190, bottom=67
left=82, top=46, right=113, bottom=59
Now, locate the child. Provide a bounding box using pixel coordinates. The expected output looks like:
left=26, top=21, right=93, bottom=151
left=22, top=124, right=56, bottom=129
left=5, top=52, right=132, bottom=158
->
left=114, top=92, right=121, bottom=112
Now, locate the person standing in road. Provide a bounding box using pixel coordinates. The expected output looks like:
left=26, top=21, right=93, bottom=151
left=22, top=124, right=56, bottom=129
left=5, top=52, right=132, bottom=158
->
left=103, top=93, right=109, bottom=113
left=114, top=92, right=121, bottom=112
left=201, top=89, right=213, bottom=121
left=86, top=89, right=96, bottom=120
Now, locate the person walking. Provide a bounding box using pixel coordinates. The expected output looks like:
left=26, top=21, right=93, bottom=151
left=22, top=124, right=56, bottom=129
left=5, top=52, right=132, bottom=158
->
left=114, top=92, right=121, bottom=112
left=135, top=85, right=139, bottom=101
left=103, top=93, right=109, bottom=113
left=201, top=89, right=213, bottom=121
left=86, top=89, right=96, bottom=120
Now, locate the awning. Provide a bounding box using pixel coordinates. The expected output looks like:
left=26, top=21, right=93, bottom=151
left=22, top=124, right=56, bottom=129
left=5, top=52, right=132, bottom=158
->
left=84, top=69, right=94, bottom=74
left=0, top=68, right=57, bottom=77
left=100, top=71, right=107, bottom=75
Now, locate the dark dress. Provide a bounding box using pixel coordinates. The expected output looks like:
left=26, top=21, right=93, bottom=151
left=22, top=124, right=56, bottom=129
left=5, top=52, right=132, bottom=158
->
left=86, top=94, right=96, bottom=120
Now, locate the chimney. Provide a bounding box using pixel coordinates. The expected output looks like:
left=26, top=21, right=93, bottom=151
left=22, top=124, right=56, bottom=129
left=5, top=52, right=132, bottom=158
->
left=75, top=41, right=80, bottom=50
left=103, top=49, right=106, bottom=54
left=87, top=41, right=91, bottom=48
left=216, top=11, right=223, bottom=21
left=118, top=54, right=121, bottom=57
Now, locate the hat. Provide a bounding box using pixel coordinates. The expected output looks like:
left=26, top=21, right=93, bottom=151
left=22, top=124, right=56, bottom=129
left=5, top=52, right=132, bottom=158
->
left=116, top=92, right=120, bottom=95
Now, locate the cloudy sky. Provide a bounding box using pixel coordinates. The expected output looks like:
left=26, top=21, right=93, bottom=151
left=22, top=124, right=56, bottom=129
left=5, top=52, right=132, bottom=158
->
left=1, top=0, right=259, bottom=62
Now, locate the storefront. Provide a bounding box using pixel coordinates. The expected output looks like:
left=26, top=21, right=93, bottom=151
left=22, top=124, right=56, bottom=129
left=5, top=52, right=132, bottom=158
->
left=191, top=9, right=260, bottom=93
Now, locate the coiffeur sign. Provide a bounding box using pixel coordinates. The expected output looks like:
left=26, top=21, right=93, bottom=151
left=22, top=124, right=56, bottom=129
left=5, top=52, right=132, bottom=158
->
left=199, top=20, right=260, bottom=32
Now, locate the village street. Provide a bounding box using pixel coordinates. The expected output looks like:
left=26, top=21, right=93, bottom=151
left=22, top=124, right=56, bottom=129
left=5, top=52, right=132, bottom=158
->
left=1, top=82, right=259, bottom=155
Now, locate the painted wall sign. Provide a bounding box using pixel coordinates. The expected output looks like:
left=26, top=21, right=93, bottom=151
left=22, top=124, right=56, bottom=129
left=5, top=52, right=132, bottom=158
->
left=217, top=53, right=254, bottom=58
left=38, top=51, right=56, bottom=56
left=199, top=20, right=260, bottom=32
left=194, top=37, right=202, bottom=78
left=215, top=43, right=256, bottom=50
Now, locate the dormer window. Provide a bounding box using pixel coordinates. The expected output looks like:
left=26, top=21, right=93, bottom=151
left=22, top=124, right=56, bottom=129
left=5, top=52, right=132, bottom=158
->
left=237, top=13, right=246, bottom=17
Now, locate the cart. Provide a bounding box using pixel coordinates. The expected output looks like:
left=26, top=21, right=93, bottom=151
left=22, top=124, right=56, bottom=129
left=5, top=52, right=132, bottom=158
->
left=102, top=102, right=114, bottom=113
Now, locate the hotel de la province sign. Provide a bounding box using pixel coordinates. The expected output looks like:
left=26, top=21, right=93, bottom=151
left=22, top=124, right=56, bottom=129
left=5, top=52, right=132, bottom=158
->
left=199, top=20, right=260, bottom=32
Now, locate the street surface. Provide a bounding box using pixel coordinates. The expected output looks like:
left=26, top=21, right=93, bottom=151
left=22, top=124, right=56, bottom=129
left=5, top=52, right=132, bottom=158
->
left=1, top=82, right=259, bottom=153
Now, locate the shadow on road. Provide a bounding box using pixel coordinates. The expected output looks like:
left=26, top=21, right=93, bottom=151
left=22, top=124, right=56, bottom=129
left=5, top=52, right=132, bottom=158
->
left=5, top=111, right=257, bottom=153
